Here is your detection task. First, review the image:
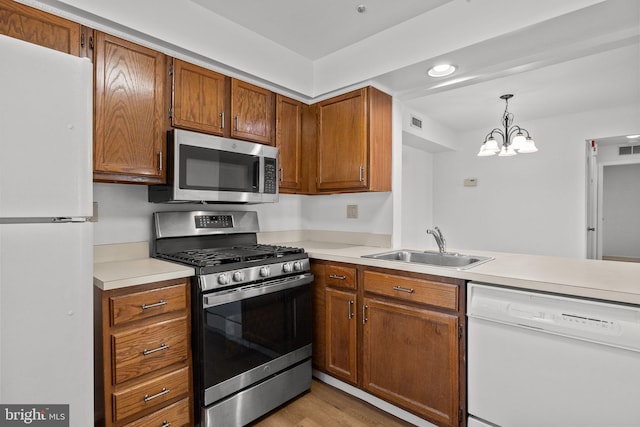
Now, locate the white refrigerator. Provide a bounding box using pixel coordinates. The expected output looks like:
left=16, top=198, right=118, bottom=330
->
left=0, top=34, right=93, bottom=425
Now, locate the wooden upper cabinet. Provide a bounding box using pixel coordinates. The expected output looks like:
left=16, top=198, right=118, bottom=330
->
left=0, top=0, right=81, bottom=55
left=316, top=86, right=391, bottom=193
left=93, top=32, right=168, bottom=184
left=231, top=78, right=275, bottom=145
left=276, top=94, right=303, bottom=192
left=172, top=58, right=228, bottom=136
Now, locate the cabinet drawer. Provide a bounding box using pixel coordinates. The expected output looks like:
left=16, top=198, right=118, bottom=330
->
left=113, top=367, right=189, bottom=421
left=110, top=283, right=188, bottom=326
left=325, top=264, right=356, bottom=289
left=122, top=397, right=190, bottom=427
left=113, top=317, right=188, bottom=384
left=363, top=271, right=458, bottom=310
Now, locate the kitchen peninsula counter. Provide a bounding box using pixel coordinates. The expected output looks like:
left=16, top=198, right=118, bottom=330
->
left=288, top=241, right=640, bottom=305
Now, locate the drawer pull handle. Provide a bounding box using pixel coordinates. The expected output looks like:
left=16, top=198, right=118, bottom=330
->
left=362, top=304, right=368, bottom=325
left=161, top=422, right=171, bottom=427
left=144, top=387, right=170, bottom=402
left=142, top=343, right=169, bottom=356
left=141, top=300, right=167, bottom=310
left=393, top=285, right=414, bottom=294
left=329, top=274, right=346, bottom=280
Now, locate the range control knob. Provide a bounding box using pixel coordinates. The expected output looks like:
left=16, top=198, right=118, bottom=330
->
left=293, top=261, right=303, bottom=272
left=217, top=273, right=230, bottom=285
left=282, top=263, right=293, bottom=273
left=232, top=271, right=245, bottom=282
left=259, top=266, right=271, bottom=278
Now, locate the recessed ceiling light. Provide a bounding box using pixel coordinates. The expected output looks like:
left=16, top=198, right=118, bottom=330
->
left=626, top=134, right=640, bottom=139
left=427, top=64, right=456, bottom=77
left=356, top=4, right=366, bottom=13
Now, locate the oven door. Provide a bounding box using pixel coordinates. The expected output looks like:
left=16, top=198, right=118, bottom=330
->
left=199, top=273, right=313, bottom=406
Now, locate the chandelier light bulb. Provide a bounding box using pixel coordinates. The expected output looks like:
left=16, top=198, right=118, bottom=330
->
left=518, top=137, right=538, bottom=153
left=478, top=143, right=496, bottom=156
left=511, top=133, right=526, bottom=150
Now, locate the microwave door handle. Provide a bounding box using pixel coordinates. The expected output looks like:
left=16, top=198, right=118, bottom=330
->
left=255, top=157, right=261, bottom=192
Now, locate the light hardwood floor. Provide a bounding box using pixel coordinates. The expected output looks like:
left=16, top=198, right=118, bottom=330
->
left=251, top=379, right=415, bottom=427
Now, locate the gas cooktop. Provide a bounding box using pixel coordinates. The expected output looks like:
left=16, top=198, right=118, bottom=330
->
left=157, top=244, right=305, bottom=268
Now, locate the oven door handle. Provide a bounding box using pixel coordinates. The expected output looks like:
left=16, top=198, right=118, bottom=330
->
left=203, top=273, right=313, bottom=308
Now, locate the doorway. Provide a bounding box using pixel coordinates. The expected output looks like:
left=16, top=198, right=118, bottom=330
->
left=586, top=137, right=640, bottom=261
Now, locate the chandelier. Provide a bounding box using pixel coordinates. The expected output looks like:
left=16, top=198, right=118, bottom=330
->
left=478, top=94, right=538, bottom=157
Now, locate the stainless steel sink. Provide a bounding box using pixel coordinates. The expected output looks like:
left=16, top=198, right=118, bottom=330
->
left=362, top=250, right=493, bottom=269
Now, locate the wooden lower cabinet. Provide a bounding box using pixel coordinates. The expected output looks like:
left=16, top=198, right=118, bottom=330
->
left=95, top=278, right=193, bottom=427
left=312, top=260, right=466, bottom=427
left=325, top=287, right=358, bottom=385
left=362, top=297, right=459, bottom=427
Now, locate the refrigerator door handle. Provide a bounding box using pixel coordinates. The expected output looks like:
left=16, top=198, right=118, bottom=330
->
left=53, top=217, right=88, bottom=223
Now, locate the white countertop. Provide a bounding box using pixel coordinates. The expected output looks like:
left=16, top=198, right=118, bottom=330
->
left=93, top=258, right=194, bottom=290
left=93, top=241, right=194, bottom=291
left=290, top=241, right=640, bottom=305
left=92, top=240, right=640, bottom=304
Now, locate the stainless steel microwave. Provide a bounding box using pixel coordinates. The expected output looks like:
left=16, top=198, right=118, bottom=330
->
left=148, top=129, right=278, bottom=203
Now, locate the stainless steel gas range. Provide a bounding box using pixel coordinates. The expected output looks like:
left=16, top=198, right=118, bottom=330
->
left=152, top=211, right=313, bottom=427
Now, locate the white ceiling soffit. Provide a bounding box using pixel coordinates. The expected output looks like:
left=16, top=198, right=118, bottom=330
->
left=394, top=0, right=640, bottom=132
left=190, top=0, right=451, bottom=60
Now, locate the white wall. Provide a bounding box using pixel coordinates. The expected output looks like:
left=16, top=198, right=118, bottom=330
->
left=401, top=145, right=435, bottom=250
left=300, top=192, right=393, bottom=235
left=429, top=104, right=639, bottom=258
left=93, top=184, right=393, bottom=245
left=92, top=184, right=303, bottom=245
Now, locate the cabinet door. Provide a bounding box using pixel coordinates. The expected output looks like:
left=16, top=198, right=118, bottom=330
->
left=362, top=297, right=459, bottom=427
left=0, top=0, right=81, bottom=55
left=316, top=88, right=368, bottom=191
left=172, top=58, right=227, bottom=135
left=276, top=94, right=303, bottom=192
left=231, top=78, right=274, bottom=145
left=93, top=32, right=167, bottom=183
left=325, top=287, right=358, bottom=385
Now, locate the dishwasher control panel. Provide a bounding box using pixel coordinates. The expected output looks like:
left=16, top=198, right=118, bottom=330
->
left=467, top=282, right=640, bottom=351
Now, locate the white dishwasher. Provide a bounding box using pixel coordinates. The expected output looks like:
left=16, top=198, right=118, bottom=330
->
left=467, top=282, right=640, bottom=427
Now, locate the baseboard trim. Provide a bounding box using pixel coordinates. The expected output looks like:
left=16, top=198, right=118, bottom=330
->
left=312, top=370, right=436, bottom=427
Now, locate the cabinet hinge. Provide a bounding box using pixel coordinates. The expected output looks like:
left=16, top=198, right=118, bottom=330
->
left=168, top=107, right=173, bottom=119
left=458, top=408, right=463, bottom=425
left=458, top=325, right=463, bottom=340
left=168, top=63, right=174, bottom=76
left=81, top=33, right=93, bottom=50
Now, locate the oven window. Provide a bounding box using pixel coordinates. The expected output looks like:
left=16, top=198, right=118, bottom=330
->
left=202, top=284, right=311, bottom=389
left=179, top=145, right=259, bottom=192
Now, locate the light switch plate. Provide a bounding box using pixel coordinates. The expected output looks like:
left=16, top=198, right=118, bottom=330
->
left=347, top=204, right=358, bottom=219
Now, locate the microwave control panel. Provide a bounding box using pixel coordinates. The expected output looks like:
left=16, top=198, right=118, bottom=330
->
left=264, top=158, right=277, bottom=194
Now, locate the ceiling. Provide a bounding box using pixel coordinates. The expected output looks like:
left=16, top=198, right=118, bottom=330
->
left=189, top=0, right=640, bottom=136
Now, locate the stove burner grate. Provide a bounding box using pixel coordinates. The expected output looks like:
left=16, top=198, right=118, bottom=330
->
left=159, top=244, right=305, bottom=268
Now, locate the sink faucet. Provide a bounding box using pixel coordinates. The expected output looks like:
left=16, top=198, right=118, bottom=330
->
left=426, top=227, right=447, bottom=254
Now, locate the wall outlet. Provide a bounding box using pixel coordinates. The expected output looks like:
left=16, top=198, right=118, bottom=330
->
left=347, top=204, right=358, bottom=219
left=464, top=178, right=478, bottom=187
